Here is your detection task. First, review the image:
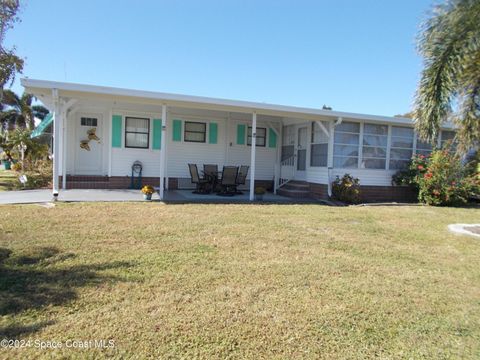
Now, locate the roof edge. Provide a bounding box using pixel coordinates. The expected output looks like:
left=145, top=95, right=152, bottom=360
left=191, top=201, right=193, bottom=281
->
left=21, top=78, right=415, bottom=124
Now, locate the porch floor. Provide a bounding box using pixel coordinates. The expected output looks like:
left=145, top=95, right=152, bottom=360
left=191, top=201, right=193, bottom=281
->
left=0, top=189, right=305, bottom=205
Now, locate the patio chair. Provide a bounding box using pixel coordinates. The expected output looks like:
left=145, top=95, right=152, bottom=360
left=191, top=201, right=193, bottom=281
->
left=203, top=164, right=219, bottom=192
left=235, top=165, right=249, bottom=194
left=188, top=164, right=210, bottom=194
left=217, top=166, right=238, bottom=196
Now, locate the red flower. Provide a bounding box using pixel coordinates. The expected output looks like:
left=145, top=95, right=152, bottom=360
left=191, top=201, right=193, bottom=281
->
left=417, top=165, right=424, bottom=170
left=424, top=172, right=433, bottom=179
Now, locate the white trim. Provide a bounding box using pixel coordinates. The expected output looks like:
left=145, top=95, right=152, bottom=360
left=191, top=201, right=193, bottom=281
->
left=108, top=109, right=112, bottom=176
left=315, top=120, right=330, bottom=138
left=159, top=104, right=167, bottom=200
left=249, top=112, right=257, bottom=201
left=52, top=89, right=60, bottom=199
left=21, top=78, right=427, bottom=126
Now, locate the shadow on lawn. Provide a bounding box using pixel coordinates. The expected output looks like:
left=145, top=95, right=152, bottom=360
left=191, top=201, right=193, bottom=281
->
left=0, top=246, right=133, bottom=338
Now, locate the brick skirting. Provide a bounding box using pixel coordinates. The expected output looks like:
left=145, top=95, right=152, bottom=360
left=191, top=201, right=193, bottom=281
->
left=61, top=175, right=415, bottom=202
left=62, top=176, right=272, bottom=191
left=308, top=183, right=416, bottom=203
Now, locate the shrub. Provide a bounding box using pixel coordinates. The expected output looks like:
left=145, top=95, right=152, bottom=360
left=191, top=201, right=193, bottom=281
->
left=332, top=174, right=361, bottom=204
left=417, top=150, right=478, bottom=206
left=10, top=162, right=22, bottom=172
left=392, top=149, right=479, bottom=206
left=14, top=159, right=52, bottom=189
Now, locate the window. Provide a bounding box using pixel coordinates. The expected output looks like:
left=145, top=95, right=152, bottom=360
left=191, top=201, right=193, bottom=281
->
left=440, top=130, right=456, bottom=151
left=184, top=121, right=206, bottom=143
left=281, top=125, right=295, bottom=161
left=247, top=127, right=266, bottom=147
left=125, top=117, right=149, bottom=149
left=390, top=126, right=414, bottom=169
left=333, top=121, right=360, bottom=168
left=361, top=123, right=388, bottom=169
left=416, top=135, right=434, bottom=156
left=81, top=117, right=97, bottom=127
left=311, top=121, right=329, bottom=167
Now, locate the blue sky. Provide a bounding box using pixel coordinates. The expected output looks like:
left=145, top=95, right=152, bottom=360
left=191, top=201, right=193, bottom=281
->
left=6, top=0, right=432, bottom=117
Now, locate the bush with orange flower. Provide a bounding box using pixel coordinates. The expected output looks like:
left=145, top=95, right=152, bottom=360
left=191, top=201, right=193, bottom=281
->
left=393, top=146, right=479, bottom=206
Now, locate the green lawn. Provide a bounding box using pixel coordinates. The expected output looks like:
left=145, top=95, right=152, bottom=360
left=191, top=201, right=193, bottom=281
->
left=0, top=203, right=479, bottom=359
left=0, top=170, right=16, bottom=191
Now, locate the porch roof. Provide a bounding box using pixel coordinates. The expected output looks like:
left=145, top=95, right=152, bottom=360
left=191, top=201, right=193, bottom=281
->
left=21, top=78, right=421, bottom=126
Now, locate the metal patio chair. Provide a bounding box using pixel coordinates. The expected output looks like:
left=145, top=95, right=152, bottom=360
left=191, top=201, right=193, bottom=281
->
left=235, top=165, right=249, bottom=194
left=217, top=166, right=238, bottom=196
left=188, top=163, right=210, bottom=194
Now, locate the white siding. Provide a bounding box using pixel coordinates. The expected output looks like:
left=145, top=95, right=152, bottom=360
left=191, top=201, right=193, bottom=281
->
left=227, top=120, right=277, bottom=180
left=166, top=116, right=227, bottom=178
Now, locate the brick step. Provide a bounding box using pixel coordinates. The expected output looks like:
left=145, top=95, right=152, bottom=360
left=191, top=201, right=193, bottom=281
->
left=277, top=187, right=311, bottom=199
left=283, top=182, right=310, bottom=191
left=66, top=175, right=109, bottom=182
left=67, top=181, right=111, bottom=189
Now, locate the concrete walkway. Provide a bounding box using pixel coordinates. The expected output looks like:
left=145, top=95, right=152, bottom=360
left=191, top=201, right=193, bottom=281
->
left=0, top=189, right=302, bottom=205
left=0, top=189, right=150, bottom=204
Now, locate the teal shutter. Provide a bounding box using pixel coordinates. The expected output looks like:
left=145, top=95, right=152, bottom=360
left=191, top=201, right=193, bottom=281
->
left=152, top=119, right=162, bottom=149
left=112, top=115, right=122, bottom=148
left=268, top=128, right=277, bottom=148
left=209, top=122, right=218, bottom=144
left=173, top=119, right=182, bottom=141
left=237, top=124, right=246, bottom=145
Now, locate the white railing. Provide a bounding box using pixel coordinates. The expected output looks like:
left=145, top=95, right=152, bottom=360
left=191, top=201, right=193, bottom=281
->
left=278, top=155, right=295, bottom=188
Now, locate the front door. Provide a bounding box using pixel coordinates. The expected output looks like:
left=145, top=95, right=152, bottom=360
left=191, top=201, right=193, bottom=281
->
left=295, top=126, right=307, bottom=180
left=75, top=113, right=103, bottom=174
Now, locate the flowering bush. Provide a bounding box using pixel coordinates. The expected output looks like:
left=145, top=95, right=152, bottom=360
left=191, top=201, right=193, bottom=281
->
left=393, top=149, right=479, bottom=206
left=332, top=174, right=361, bottom=204
left=141, top=185, right=155, bottom=195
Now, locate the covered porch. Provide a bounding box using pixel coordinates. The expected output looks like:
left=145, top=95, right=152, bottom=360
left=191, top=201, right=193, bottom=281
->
left=22, top=79, right=344, bottom=202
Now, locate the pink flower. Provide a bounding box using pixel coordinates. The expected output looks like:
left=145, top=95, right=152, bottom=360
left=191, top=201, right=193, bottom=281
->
left=417, top=165, right=424, bottom=170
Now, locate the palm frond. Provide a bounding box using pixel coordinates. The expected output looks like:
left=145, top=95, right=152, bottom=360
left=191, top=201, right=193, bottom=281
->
left=414, top=0, right=480, bottom=149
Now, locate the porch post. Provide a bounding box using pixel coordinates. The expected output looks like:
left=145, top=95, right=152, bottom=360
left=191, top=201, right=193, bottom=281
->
left=249, top=112, right=257, bottom=201
left=159, top=104, right=167, bottom=200
left=61, top=108, right=67, bottom=190
left=52, top=89, right=61, bottom=200
left=274, top=123, right=282, bottom=194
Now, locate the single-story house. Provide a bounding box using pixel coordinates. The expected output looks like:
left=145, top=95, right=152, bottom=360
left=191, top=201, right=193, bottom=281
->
left=21, top=78, right=455, bottom=202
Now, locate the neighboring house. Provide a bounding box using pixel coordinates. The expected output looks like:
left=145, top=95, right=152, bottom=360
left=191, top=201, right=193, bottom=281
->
left=21, top=78, right=455, bottom=202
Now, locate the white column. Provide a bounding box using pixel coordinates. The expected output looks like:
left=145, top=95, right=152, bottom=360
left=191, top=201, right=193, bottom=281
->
left=159, top=104, right=167, bottom=200
left=274, top=123, right=282, bottom=194
left=61, top=108, right=67, bottom=190
left=52, top=89, right=61, bottom=200
left=249, top=112, right=257, bottom=201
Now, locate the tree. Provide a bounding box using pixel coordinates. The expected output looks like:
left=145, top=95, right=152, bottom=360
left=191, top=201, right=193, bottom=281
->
left=0, top=89, right=48, bottom=131
left=414, top=0, right=480, bottom=153
left=0, top=0, right=23, bottom=95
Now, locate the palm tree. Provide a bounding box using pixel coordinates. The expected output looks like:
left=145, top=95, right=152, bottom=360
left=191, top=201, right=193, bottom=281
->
left=0, top=90, right=47, bottom=131
left=414, top=0, right=480, bottom=153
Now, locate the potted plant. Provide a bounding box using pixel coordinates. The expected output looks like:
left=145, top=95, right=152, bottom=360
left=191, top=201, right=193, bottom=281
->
left=141, top=185, right=155, bottom=200
left=255, top=186, right=266, bottom=201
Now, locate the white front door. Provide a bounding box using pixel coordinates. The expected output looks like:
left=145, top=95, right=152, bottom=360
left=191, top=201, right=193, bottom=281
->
left=75, top=113, right=103, bottom=175
left=295, top=126, right=308, bottom=181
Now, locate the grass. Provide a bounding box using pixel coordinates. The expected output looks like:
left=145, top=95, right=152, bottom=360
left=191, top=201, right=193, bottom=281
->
left=0, top=203, right=479, bottom=359
left=0, top=170, right=16, bottom=191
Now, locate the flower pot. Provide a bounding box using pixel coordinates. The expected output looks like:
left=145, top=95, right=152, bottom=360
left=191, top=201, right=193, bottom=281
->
left=3, top=160, right=11, bottom=170
left=143, top=193, right=152, bottom=201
